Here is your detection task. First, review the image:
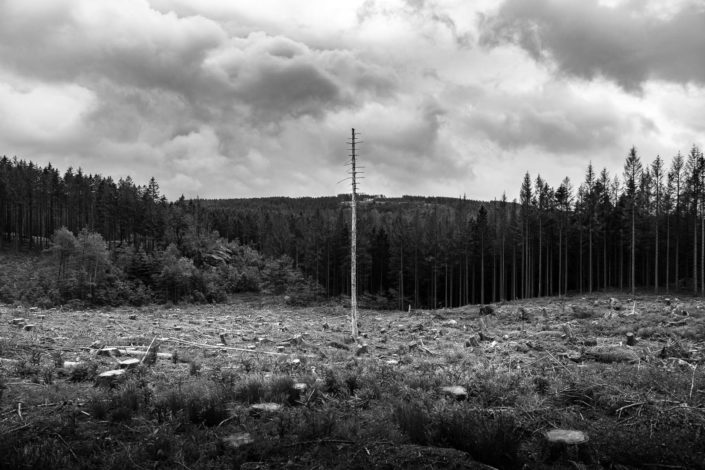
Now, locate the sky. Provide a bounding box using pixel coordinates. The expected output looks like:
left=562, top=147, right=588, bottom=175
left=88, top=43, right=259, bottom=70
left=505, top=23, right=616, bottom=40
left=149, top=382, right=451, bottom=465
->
left=0, top=0, right=704, bottom=201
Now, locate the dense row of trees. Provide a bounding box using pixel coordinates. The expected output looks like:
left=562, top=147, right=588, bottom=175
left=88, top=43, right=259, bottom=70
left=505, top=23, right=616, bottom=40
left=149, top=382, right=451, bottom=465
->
left=1, top=146, right=704, bottom=308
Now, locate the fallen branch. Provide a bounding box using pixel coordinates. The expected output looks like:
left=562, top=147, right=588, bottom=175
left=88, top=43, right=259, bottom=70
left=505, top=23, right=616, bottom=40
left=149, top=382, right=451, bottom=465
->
left=545, top=351, right=575, bottom=375
left=55, top=433, right=78, bottom=461
left=140, top=335, right=158, bottom=365
left=0, top=424, right=31, bottom=436
left=616, top=402, right=646, bottom=418
left=418, top=339, right=438, bottom=355
left=282, top=439, right=354, bottom=448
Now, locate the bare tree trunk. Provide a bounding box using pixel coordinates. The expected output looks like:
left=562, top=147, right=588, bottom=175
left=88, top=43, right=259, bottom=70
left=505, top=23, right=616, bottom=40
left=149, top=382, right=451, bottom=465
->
left=512, top=242, right=516, bottom=300
left=538, top=216, right=542, bottom=297
left=632, top=207, right=636, bottom=296
left=589, top=223, right=593, bottom=293
left=666, top=215, right=670, bottom=292
left=480, top=234, right=485, bottom=305
left=349, top=128, right=359, bottom=337
left=700, top=202, right=705, bottom=294
left=399, top=243, right=404, bottom=311
left=558, top=226, right=562, bottom=297
left=694, top=213, right=698, bottom=295
left=655, top=218, right=659, bottom=294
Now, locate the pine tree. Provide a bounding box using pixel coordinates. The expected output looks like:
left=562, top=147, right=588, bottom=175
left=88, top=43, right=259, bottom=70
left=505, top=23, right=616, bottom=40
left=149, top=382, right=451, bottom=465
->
left=623, top=147, right=643, bottom=296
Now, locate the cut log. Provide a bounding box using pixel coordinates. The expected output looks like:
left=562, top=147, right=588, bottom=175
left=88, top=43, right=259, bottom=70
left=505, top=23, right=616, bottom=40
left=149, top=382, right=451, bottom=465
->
left=63, top=361, right=84, bottom=369
left=119, top=358, right=140, bottom=369
left=545, top=429, right=588, bottom=445
left=441, top=385, right=468, bottom=401
left=23, top=324, right=35, bottom=331
left=584, top=346, right=638, bottom=363
left=250, top=403, right=282, bottom=415
left=328, top=341, right=349, bottom=350
left=223, top=432, right=254, bottom=449
left=122, top=349, right=172, bottom=360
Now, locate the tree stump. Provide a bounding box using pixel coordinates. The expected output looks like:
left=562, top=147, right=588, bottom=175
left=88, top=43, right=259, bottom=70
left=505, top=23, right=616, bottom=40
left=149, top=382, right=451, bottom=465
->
left=479, top=305, right=495, bottom=316
left=626, top=332, right=636, bottom=346
left=561, top=324, right=574, bottom=340
left=355, top=344, right=369, bottom=356
left=97, top=347, right=121, bottom=357
left=544, top=429, right=589, bottom=463
left=95, top=369, right=127, bottom=387
left=465, top=335, right=480, bottom=348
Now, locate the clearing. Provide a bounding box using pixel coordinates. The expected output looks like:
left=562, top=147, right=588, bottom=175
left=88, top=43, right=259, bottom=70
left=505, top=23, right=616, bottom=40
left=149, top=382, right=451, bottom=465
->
left=1, top=294, right=704, bottom=469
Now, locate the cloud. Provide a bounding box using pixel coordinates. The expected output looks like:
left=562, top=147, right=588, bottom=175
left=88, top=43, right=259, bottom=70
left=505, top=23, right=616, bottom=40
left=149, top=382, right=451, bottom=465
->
left=480, top=0, right=705, bottom=90
left=0, top=0, right=226, bottom=94
left=0, top=0, right=702, bottom=204
left=460, top=81, right=652, bottom=153
left=0, top=80, right=96, bottom=147
left=203, top=33, right=397, bottom=121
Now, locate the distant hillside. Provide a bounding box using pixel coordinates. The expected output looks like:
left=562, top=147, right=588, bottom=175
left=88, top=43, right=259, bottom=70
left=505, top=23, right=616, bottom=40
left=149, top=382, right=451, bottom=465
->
left=198, top=194, right=507, bottom=218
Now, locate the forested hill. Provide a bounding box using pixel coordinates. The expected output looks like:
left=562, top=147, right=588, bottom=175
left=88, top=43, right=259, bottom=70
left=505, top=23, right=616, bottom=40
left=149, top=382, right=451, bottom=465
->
left=3, top=145, right=705, bottom=310
left=200, top=194, right=493, bottom=214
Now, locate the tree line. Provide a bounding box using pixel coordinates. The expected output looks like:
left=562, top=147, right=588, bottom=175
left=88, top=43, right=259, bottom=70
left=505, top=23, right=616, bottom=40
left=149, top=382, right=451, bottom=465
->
left=1, top=146, right=704, bottom=308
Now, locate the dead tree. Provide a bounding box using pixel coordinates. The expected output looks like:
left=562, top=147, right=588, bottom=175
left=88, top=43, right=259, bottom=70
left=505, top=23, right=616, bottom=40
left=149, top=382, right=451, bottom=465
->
left=346, top=129, right=362, bottom=337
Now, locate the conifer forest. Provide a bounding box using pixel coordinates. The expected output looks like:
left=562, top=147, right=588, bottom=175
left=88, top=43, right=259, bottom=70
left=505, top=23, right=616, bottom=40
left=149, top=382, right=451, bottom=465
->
left=2, top=145, right=704, bottom=308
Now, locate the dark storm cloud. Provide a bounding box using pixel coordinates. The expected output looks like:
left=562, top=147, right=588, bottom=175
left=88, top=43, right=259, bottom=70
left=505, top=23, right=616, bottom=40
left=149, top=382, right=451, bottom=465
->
left=205, top=33, right=397, bottom=121
left=0, top=2, right=224, bottom=93
left=480, top=0, right=705, bottom=90
left=0, top=2, right=396, bottom=123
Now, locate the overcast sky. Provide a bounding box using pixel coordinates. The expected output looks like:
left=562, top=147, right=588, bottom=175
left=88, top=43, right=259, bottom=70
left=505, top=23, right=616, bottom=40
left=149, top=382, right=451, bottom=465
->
left=1, top=0, right=703, bottom=201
